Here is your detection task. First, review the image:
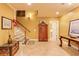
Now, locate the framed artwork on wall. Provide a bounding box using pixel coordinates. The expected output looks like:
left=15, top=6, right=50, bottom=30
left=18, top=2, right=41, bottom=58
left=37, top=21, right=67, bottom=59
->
left=69, top=19, right=79, bottom=38
left=1, top=16, right=12, bottom=30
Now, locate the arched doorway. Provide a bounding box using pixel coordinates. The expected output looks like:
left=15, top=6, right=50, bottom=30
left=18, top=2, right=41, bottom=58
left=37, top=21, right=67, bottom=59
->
left=38, top=21, right=48, bottom=42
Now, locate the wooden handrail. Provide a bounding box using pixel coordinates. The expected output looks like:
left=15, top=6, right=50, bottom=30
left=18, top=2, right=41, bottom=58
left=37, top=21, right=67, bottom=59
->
left=16, top=20, right=30, bottom=32
left=13, top=20, right=30, bottom=32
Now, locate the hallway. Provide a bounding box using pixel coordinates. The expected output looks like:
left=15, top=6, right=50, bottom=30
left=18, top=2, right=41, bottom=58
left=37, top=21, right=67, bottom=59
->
left=1, top=3, right=79, bottom=56
left=15, top=40, right=79, bottom=56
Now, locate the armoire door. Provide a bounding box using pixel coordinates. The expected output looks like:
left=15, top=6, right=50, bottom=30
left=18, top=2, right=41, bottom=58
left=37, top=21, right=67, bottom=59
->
left=38, top=21, right=48, bottom=42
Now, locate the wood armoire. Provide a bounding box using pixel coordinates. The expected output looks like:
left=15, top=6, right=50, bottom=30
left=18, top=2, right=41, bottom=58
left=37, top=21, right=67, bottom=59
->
left=38, top=21, right=48, bottom=42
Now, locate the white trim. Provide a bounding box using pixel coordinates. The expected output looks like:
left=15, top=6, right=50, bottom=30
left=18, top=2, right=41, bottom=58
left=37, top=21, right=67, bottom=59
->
left=6, top=4, right=15, bottom=10
left=29, top=39, right=38, bottom=41
left=6, top=4, right=16, bottom=18
left=29, top=39, right=51, bottom=42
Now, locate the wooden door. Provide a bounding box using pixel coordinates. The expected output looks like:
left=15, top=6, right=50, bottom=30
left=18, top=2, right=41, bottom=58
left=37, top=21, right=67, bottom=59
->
left=38, top=21, right=48, bottom=42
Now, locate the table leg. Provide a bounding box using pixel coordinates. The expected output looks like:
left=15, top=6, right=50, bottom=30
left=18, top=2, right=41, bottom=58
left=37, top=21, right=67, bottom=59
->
left=9, top=46, right=12, bottom=56
left=77, top=42, right=79, bottom=51
left=68, top=39, right=71, bottom=47
left=59, top=37, right=62, bottom=47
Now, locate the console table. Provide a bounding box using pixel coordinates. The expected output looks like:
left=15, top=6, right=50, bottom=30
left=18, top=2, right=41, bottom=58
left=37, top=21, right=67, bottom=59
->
left=59, top=36, right=79, bottom=51
left=0, top=41, right=19, bottom=56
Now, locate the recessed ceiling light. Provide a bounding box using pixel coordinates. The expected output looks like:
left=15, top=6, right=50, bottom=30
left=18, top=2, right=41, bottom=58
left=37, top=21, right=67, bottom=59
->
left=68, top=3, right=72, bottom=5
left=27, top=3, right=32, bottom=6
left=56, top=11, right=59, bottom=15
left=61, top=3, right=72, bottom=5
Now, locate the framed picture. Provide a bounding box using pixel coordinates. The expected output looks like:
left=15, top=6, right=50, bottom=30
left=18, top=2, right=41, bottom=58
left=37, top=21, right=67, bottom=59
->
left=1, top=16, right=12, bottom=29
left=69, top=19, right=79, bottom=38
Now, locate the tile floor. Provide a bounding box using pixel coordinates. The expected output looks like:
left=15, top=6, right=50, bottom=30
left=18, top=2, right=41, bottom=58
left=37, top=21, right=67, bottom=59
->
left=15, top=40, right=79, bottom=56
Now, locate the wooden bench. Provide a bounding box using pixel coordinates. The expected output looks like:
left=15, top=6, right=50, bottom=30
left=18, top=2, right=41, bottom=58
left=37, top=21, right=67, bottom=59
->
left=0, top=41, right=19, bottom=56
left=59, top=36, right=79, bottom=51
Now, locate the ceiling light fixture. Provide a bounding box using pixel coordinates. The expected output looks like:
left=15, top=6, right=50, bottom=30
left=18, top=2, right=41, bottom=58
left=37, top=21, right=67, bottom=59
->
left=68, top=3, right=72, bottom=5
left=56, top=11, right=59, bottom=15
left=27, top=3, right=32, bottom=6
left=26, top=13, right=32, bottom=20
left=61, top=3, right=72, bottom=5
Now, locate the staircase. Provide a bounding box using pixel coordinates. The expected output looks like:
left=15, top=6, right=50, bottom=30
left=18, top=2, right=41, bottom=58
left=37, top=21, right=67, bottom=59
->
left=12, top=20, right=30, bottom=45
left=13, top=27, right=26, bottom=44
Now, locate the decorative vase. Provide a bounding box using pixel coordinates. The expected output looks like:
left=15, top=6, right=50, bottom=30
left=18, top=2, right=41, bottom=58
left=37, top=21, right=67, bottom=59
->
left=8, top=35, right=12, bottom=44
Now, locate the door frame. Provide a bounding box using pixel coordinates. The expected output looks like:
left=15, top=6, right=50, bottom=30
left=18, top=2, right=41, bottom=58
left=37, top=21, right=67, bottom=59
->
left=49, top=20, right=59, bottom=41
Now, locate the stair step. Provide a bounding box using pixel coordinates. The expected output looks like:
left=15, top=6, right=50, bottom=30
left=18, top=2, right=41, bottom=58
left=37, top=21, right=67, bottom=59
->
left=12, top=33, right=25, bottom=37
left=14, top=27, right=27, bottom=42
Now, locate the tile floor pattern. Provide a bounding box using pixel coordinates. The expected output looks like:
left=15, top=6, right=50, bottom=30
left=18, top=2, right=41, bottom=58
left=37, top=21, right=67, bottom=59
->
left=15, top=41, right=79, bottom=56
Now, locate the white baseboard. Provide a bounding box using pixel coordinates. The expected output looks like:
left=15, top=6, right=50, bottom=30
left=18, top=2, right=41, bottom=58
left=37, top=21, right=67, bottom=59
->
left=29, top=39, right=38, bottom=41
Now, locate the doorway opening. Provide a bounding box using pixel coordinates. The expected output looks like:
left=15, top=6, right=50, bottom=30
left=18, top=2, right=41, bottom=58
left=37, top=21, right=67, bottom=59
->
left=49, top=20, right=59, bottom=42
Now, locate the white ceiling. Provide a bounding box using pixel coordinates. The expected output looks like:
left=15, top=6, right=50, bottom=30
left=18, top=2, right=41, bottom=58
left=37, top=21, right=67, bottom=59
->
left=7, top=3, right=79, bottom=17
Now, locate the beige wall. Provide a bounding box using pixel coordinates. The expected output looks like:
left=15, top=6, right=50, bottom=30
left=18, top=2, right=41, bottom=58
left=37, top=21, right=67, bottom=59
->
left=17, top=16, right=59, bottom=41
left=60, top=7, right=79, bottom=47
left=0, top=3, right=79, bottom=45
left=16, top=6, right=79, bottom=42
left=60, top=7, right=79, bottom=37
left=0, top=4, right=14, bottom=45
